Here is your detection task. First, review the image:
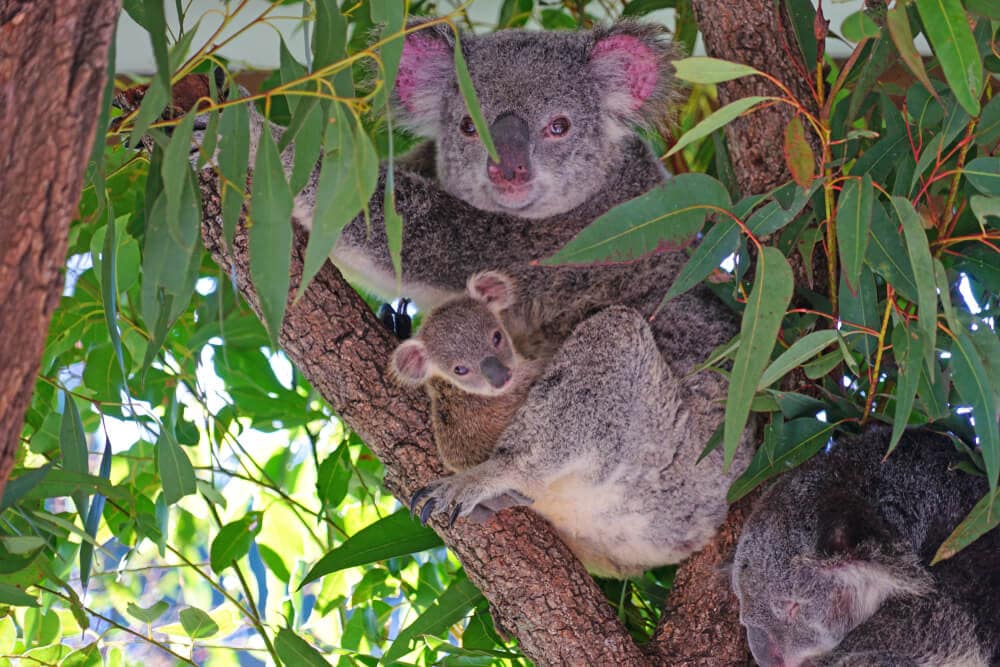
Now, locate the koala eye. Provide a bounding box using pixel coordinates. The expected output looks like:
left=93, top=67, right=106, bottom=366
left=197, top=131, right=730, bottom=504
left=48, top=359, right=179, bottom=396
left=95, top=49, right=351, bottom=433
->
left=459, top=116, right=477, bottom=137
left=492, top=331, right=502, bottom=347
left=546, top=116, right=571, bottom=137
left=454, top=365, right=470, bottom=376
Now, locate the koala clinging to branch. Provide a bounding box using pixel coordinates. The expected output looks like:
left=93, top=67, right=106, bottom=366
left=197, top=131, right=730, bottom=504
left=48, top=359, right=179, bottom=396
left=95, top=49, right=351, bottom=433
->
left=390, top=271, right=751, bottom=578
left=732, top=426, right=1000, bottom=667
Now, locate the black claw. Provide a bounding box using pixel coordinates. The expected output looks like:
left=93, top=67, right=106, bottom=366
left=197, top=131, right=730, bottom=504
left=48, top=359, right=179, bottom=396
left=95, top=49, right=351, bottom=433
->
left=377, top=303, right=396, bottom=332
left=395, top=299, right=412, bottom=340
left=419, top=499, right=437, bottom=525
left=449, top=503, right=463, bottom=528
left=409, top=486, right=432, bottom=516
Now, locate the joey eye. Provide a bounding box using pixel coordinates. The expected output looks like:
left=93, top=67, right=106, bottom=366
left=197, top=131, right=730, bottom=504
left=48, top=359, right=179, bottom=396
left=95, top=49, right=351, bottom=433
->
left=459, top=116, right=477, bottom=136
left=546, top=116, right=570, bottom=137
left=453, top=365, right=470, bottom=376
left=492, top=331, right=502, bottom=347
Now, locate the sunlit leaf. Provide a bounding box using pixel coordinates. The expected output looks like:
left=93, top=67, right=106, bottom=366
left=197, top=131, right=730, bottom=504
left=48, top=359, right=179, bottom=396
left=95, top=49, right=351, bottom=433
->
left=179, top=606, right=220, bottom=639
left=757, top=330, right=838, bottom=390
left=383, top=573, right=484, bottom=663
left=59, top=393, right=90, bottom=522
left=724, top=247, right=794, bottom=467
left=453, top=31, right=498, bottom=162
left=210, top=512, right=264, bottom=574
left=728, top=418, right=835, bottom=502
left=218, top=94, right=250, bottom=250
left=672, top=57, right=763, bottom=84
left=0, top=584, right=39, bottom=607
left=127, top=600, right=169, bottom=623
left=156, top=430, right=196, bottom=506
left=275, top=628, right=332, bottom=667
left=667, top=96, right=775, bottom=158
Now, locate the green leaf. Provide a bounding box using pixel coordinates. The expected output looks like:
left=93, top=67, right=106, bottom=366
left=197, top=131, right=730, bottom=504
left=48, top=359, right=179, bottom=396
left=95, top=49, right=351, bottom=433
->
left=951, top=332, right=1000, bottom=492
left=312, top=0, right=353, bottom=97
left=970, top=196, right=1000, bottom=228
left=783, top=116, right=814, bottom=189
left=179, top=606, right=220, bottom=639
left=976, top=95, right=1000, bottom=148
left=300, top=510, right=443, bottom=586
left=61, top=642, right=101, bottom=667
left=964, top=0, right=1000, bottom=17
left=0, top=536, right=45, bottom=555
left=839, top=266, right=879, bottom=362
left=667, top=97, right=775, bottom=158
left=126, top=600, right=169, bottom=623
left=672, top=57, right=763, bottom=84
left=59, top=393, right=89, bottom=521
left=161, top=112, right=197, bottom=239
left=886, top=4, right=937, bottom=101
left=964, top=158, right=1000, bottom=196
left=218, top=95, right=250, bottom=250
left=915, top=0, right=983, bottom=116
left=249, top=123, right=294, bottom=344
left=98, top=212, right=129, bottom=391
left=0, top=584, right=39, bottom=607
left=544, top=173, right=730, bottom=264
left=257, top=544, right=291, bottom=584
left=156, top=430, right=196, bottom=506
left=274, top=628, right=332, bottom=667
left=724, top=247, right=794, bottom=467
left=371, top=0, right=407, bottom=110
left=888, top=321, right=921, bottom=456
left=453, top=31, right=498, bottom=162
left=80, top=440, right=111, bottom=592
left=209, top=512, right=263, bottom=574
left=837, top=175, right=873, bottom=293
left=865, top=200, right=918, bottom=302
left=316, top=442, right=351, bottom=509
left=934, top=489, right=1000, bottom=563
left=383, top=574, right=484, bottom=663
left=728, top=418, right=835, bottom=502
left=841, top=10, right=881, bottom=42
left=300, top=103, right=378, bottom=299
left=662, top=221, right=740, bottom=302
left=757, top=330, right=838, bottom=390
left=889, top=196, right=937, bottom=373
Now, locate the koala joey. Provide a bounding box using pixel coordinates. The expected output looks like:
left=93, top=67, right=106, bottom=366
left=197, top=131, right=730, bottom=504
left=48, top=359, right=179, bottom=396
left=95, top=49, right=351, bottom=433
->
left=391, top=271, right=751, bottom=578
left=390, top=271, right=548, bottom=473
left=732, top=425, right=1000, bottom=667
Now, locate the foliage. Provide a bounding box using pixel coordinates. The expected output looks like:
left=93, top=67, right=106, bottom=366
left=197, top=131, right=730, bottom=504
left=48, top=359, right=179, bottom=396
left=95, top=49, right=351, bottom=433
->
left=2, top=0, right=998, bottom=665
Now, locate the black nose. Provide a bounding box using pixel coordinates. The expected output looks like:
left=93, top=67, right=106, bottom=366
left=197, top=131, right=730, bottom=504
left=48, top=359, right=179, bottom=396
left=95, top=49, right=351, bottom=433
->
left=487, top=112, right=532, bottom=185
left=480, top=356, right=511, bottom=388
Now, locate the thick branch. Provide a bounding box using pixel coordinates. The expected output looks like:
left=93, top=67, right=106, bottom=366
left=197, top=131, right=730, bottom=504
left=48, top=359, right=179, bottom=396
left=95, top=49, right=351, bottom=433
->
left=198, top=172, right=648, bottom=665
left=0, top=0, right=121, bottom=495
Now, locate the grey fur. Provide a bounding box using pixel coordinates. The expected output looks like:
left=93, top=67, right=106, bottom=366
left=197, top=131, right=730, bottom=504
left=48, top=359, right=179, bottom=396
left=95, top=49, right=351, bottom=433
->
left=732, top=426, right=1000, bottom=667
left=397, top=274, right=751, bottom=578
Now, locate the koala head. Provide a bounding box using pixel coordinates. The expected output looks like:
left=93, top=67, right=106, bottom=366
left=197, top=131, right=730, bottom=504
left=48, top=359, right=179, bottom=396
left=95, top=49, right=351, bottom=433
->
left=732, top=486, right=932, bottom=667
left=390, top=272, right=525, bottom=396
left=392, top=20, right=677, bottom=219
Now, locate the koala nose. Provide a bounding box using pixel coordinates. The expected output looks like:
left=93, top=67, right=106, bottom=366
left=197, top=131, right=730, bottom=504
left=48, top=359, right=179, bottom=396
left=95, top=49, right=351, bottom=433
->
left=480, top=357, right=511, bottom=388
left=487, top=112, right=532, bottom=186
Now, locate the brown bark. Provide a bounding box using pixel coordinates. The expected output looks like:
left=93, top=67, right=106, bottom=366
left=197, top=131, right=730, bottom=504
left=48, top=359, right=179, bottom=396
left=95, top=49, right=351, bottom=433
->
left=198, top=174, right=648, bottom=666
left=0, top=0, right=121, bottom=496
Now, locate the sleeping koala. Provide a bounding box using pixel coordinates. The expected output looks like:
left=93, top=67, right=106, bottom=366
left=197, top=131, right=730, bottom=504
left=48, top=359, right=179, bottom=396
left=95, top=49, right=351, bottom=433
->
left=732, top=425, right=1000, bottom=666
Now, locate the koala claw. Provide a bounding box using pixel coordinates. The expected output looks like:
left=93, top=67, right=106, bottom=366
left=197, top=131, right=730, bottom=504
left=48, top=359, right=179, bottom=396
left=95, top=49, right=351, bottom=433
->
left=419, top=498, right=437, bottom=525
left=409, top=486, right=434, bottom=516
left=449, top=504, right=463, bottom=528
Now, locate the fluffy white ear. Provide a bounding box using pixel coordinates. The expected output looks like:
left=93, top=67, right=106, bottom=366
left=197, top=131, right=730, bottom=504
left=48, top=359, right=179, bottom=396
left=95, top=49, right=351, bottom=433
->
left=588, top=21, right=679, bottom=130
left=392, top=21, right=456, bottom=136
left=467, top=271, right=515, bottom=312
left=390, top=340, right=431, bottom=385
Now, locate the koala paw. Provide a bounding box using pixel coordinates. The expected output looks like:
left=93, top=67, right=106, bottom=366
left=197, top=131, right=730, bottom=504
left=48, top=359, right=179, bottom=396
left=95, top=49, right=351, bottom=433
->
left=409, top=475, right=531, bottom=528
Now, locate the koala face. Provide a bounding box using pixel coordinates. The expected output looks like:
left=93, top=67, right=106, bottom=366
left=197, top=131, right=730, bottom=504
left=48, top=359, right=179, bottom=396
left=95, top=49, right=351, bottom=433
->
left=393, top=21, right=676, bottom=219
left=391, top=272, right=526, bottom=396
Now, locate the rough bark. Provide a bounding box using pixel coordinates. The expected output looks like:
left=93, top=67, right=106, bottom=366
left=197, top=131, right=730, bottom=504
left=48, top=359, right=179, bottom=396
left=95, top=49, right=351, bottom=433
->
left=198, top=174, right=648, bottom=666
left=644, top=1, right=823, bottom=663
left=0, top=0, right=121, bottom=496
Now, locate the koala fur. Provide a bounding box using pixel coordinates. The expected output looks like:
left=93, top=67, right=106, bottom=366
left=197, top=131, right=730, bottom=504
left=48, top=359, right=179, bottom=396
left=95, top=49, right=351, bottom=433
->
left=397, top=271, right=751, bottom=577
left=181, top=19, right=750, bottom=575
left=732, top=425, right=1000, bottom=667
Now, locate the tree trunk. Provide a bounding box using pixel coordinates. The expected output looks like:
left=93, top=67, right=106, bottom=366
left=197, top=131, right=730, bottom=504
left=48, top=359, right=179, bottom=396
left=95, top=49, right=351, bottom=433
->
left=199, top=177, right=649, bottom=666
left=0, top=0, right=121, bottom=496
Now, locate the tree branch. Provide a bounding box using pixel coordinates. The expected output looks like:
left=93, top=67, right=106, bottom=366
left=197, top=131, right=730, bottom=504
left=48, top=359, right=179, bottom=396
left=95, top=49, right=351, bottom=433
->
left=0, top=0, right=121, bottom=495
left=198, top=172, right=649, bottom=665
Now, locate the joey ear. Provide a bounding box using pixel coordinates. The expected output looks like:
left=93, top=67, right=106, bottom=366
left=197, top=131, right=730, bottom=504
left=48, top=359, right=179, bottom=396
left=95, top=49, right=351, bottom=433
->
left=390, top=340, right=431, bottom=385
left=393, top=20, right=457, bottom=135
left=467, top=271, right=515, bottom=312
left=588, top=21, right=680, bottom=130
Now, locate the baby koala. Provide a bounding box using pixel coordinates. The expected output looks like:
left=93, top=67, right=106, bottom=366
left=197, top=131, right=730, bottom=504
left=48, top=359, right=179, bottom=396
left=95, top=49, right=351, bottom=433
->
left=391, top=272, right=748, bottom=578
left=390, top=271, right=548, bottom=474
left=732, top=426, right=1000, bottom=667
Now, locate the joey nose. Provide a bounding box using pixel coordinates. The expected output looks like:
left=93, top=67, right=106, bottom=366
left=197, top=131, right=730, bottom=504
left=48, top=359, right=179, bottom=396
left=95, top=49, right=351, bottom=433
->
left=480, top=357, right=511, bottom=388
left=487, top=112, right=532, bottom=185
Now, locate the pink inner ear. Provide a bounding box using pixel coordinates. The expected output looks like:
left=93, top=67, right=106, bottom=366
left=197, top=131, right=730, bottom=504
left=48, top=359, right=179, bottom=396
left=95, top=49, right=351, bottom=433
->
left=471, top=273, right=510, bottom=306
left=396, top=35, right=450, bottom=112
left=394, top=342, right=429, bottom=382
left=592, top=34, right=658, bottom=108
